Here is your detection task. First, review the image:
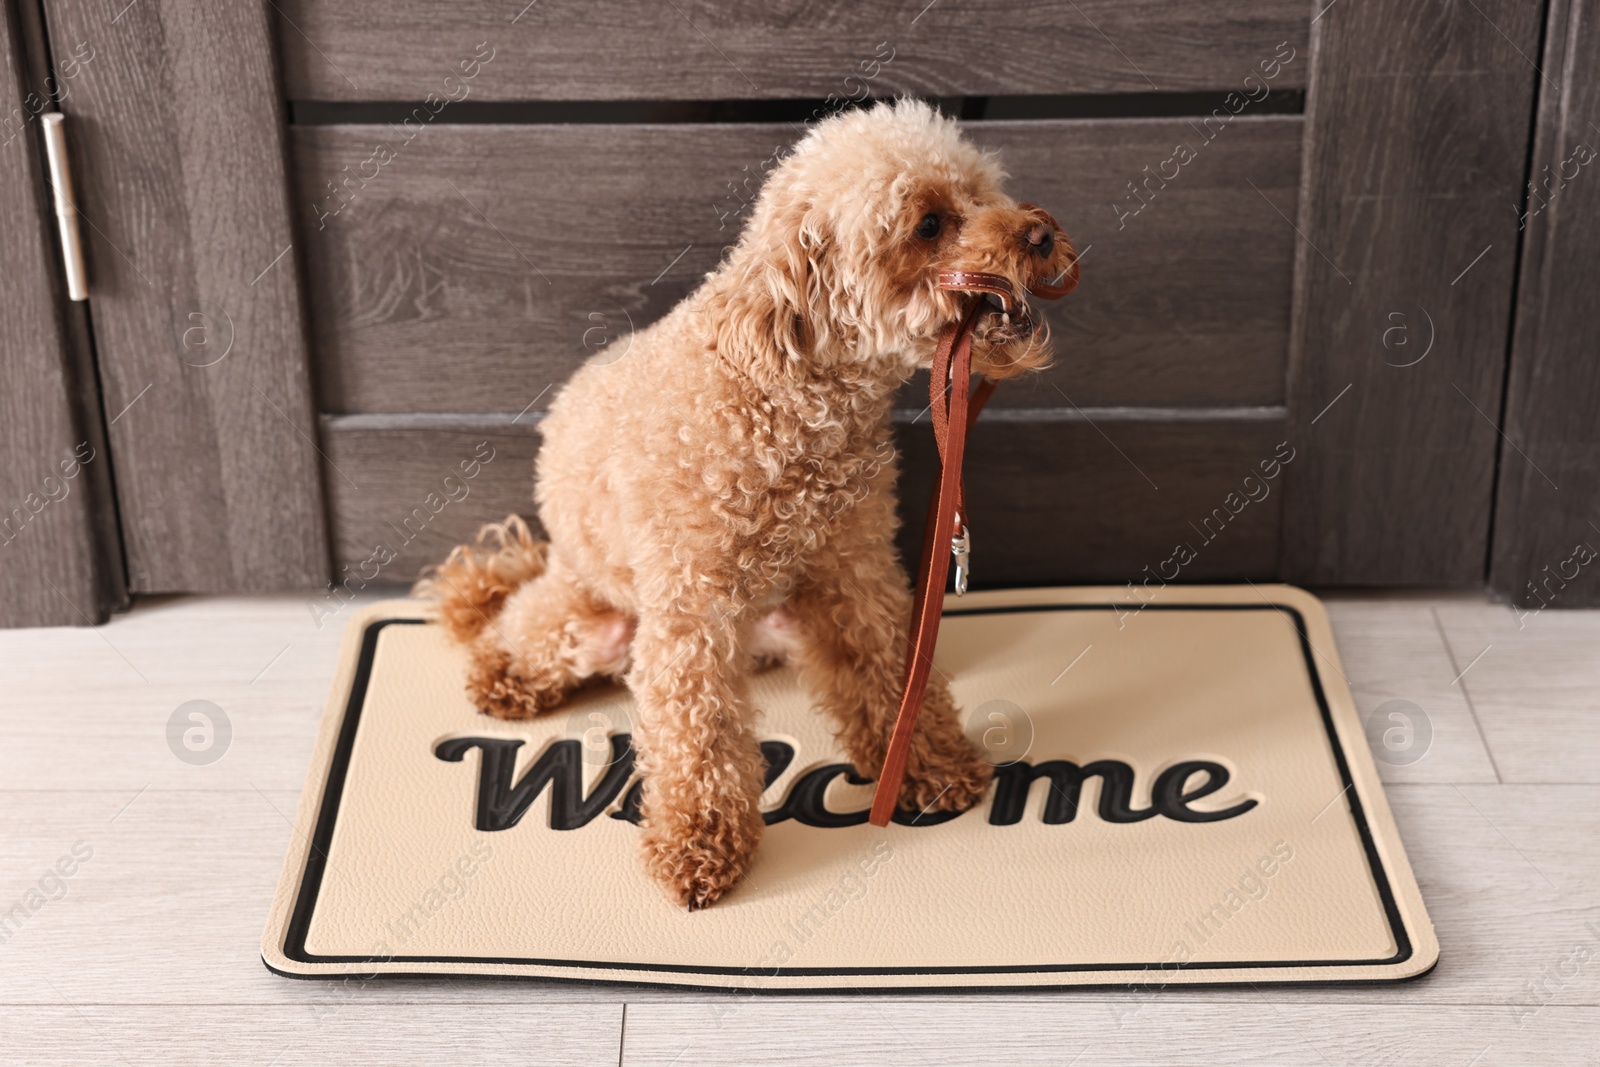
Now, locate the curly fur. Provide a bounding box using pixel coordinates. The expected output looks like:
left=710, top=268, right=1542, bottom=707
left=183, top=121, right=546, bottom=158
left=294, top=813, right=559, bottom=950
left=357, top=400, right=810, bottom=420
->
left=419, top=99, right=1078, bottom=909
left=416, top=515, right=546, bottom=640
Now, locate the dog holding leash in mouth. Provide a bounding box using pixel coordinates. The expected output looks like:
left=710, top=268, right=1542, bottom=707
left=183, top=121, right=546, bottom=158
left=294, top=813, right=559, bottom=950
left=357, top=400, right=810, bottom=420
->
left=421, top=98, right=1079, bottom=909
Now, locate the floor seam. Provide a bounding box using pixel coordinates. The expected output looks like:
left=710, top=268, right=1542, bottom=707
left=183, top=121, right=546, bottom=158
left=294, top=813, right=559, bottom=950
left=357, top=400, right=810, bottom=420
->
left=1430, top=605, right=1504, bottom=783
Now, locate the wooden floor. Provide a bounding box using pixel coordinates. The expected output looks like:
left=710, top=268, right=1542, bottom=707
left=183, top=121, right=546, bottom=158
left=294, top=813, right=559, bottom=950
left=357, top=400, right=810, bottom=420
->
left=1, top=589, right=1596, bottom=1065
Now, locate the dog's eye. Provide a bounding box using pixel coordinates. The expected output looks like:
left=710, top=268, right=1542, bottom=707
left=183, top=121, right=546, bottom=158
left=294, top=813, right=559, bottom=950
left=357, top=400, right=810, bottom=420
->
left=914, top=213, right=943, bottom=240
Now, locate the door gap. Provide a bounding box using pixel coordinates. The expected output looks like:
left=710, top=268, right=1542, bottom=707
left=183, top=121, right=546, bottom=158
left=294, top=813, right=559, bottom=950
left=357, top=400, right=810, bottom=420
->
left=288, top=90, right=1305, bottom=127
left=1483, top=0, right=1557, bottom=589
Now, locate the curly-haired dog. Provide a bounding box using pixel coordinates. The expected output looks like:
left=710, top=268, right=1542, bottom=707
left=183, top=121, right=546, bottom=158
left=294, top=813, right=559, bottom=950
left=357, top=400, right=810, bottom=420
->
left=421, top=99, right=1079, bottom=909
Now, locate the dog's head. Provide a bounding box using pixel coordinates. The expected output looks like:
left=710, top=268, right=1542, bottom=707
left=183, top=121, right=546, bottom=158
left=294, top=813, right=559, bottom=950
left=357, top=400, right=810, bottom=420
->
left=714, top=98, right=1079, bottom=386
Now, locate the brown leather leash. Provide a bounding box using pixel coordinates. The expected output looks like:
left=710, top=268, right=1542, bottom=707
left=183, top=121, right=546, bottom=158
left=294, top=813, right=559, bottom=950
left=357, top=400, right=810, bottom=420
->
left=869, top=210, right=1077, bottom=826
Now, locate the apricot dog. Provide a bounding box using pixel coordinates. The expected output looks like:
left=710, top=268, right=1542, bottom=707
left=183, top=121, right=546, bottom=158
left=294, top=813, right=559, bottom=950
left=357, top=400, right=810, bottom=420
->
left=421, top=99, right=1078, bottom=908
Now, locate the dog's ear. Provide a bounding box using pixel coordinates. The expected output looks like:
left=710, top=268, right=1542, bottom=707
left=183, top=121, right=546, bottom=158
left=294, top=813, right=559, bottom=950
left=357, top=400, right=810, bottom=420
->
left=712, top=200, right=831, bottom=386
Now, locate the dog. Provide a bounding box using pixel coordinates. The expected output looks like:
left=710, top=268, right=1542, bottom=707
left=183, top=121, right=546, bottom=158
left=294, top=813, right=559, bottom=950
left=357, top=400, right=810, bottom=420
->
left=419, top=98, right=1079, bottom=909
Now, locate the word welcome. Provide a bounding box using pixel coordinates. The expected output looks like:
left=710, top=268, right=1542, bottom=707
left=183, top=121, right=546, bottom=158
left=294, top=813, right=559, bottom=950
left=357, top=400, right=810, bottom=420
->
left=1, top=442, right=95, bottom=548
left=435, top=734, right=1258, bottom=832
left=309, top=441, right=496, bottom=628
left=1114, top=41, right=1296, bottom=230
left=311, top=42, right=495, bottom=228
left=0, top=841, right=93, bottom=946
left=1115, top=440, right=1296, bottom=629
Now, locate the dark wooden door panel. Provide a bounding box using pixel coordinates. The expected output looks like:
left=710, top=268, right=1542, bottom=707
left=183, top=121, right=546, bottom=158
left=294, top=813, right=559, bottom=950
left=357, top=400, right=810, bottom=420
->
left=41, top=0, right=329, bottom=592
left=1491, top=0, right=1600, bottom=608
left=318, top=412, right=1288, bottom=589
left=895, top=413, right=1289, bottom=585
left=0, top=0, right=122, bottom=626
left=292, top=117, right=1300, bottom=415
left=17, top=0, right=1539, bottom=602
left=275, top=0, right=1308, bottom=102
left=1280, top=0, right=1543, bottom=586
left=968, top=118, right=1299, bottom=411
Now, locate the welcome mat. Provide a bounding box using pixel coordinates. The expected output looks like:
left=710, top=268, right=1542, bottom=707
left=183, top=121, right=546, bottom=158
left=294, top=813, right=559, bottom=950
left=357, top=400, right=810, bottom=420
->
left=263, top=586, right=1436, bottom=991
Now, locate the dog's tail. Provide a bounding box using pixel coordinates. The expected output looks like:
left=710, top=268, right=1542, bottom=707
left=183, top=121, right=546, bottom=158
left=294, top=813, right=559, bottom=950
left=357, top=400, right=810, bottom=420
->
left=415, top=515, right=547, bottom=643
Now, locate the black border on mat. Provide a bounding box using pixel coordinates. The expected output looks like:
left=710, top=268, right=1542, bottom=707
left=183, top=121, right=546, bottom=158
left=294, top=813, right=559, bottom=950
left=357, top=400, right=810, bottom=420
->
left=273, top=602, right=1418, bottom=987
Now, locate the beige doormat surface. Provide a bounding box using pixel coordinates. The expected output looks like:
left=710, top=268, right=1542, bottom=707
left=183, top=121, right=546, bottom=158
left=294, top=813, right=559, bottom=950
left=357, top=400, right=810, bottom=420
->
left=263, top=586, right=1436, bottom=991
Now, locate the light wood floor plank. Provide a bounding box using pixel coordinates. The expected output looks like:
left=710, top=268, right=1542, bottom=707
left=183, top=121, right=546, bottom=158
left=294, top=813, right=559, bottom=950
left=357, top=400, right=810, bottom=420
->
left=1, top=594, right=379, bottom=792
left=1433, top=599, right=1600, bottom=783
left=0, top=1005, right=623, bottom=1066
left=1323, top=592, right=1500, bottom=783
left=619, top=1001, right=1597, bottom=1066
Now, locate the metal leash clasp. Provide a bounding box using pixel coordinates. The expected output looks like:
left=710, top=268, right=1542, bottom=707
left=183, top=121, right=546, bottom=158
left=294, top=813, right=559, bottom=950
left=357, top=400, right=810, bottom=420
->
left=950, top=515, right=971, bottom=596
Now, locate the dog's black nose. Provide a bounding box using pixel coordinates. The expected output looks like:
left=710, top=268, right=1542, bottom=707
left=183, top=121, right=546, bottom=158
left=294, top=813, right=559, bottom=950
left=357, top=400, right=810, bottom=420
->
left=1025, top=221, right=1054, bottom=257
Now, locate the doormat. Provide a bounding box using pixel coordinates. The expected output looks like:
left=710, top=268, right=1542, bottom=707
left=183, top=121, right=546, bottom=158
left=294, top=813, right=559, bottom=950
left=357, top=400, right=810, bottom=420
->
left=263, top=586, right=1436, bottom=991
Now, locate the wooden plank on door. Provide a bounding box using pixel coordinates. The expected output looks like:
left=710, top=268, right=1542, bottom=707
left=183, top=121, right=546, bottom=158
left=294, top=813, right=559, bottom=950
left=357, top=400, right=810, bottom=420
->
left=0, top=0, right=123, bottom=626
left=41, top=0, right=329, bottom=592
left=1280, top=0, right=1543, bottom=585
left=274, top=0, right=1309, bottom=102
left=291, top=117, right=1302, bottom=415
left=317, top=410, right=1289, bottom=591
left=1490, top=0, right=1600, bottom=608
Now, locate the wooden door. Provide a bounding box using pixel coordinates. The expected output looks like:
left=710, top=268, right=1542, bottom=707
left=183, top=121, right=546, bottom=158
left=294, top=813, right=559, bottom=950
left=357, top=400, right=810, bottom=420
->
left=0, top=0, right=122, bottom=626
left=1281, top=0, right=1544, bottom=586
left=31, top=0, right=328, bottom=597
left=283, top=1, right=1315, bottom=590
left=15, top=0, right=1582, bottom=615
left=1490, top=0, right=1600, bottom=609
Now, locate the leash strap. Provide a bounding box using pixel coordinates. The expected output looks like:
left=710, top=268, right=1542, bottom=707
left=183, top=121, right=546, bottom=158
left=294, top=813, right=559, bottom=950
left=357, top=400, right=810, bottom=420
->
left=868, top=220, right=1077, bottom=827
left=867, top=300, right=991, bottom=827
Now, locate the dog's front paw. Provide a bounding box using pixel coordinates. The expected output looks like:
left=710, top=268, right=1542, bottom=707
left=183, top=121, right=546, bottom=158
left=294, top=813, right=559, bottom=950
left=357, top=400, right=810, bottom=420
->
left=639, top=804, right=764, bottom=910
left=900, top=734, right=994, bottom=816
left=464, top=642, right=563, bottom=720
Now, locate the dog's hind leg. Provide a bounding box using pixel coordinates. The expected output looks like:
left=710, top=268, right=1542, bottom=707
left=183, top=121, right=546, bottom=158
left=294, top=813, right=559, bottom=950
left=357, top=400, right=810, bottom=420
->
left=465, top=560, right=635, bottom=720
